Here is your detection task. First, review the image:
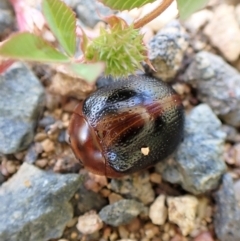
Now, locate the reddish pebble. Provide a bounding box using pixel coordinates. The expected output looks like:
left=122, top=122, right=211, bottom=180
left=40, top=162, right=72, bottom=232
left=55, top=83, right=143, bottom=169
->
left=194, top=231, right=214, bottom=241
left=126, top=218, right=142, bottom=232
left=170, top=234, right=183, bottom=241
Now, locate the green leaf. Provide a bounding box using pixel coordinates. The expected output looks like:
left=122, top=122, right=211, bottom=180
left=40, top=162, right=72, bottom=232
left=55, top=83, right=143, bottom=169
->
left=99, top=0, right=157, bottom=11
left=68, top=63, right=105, bottom=83
left=42, top=0, right=76, bottom=56
left=177, top=0, right=209, bottom=20
left=0, top=32, right=69, bottom=62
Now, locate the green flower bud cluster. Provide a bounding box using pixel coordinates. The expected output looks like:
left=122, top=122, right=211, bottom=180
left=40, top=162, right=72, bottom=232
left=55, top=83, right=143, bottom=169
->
left=85, top=24, right=146, bottom=77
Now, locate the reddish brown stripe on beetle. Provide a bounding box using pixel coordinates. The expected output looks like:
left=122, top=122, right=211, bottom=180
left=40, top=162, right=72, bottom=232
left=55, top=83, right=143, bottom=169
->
left=94, top=94, right=182, bottom=148
left=97, top=110, right=147, bottom=147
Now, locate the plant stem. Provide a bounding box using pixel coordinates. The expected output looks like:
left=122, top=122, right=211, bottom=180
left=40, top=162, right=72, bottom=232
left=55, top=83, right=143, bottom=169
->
left=133, top=0, right=174, bottom=29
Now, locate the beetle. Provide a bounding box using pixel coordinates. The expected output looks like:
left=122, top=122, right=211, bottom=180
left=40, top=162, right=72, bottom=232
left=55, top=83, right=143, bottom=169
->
left=68, top=75, right=184, bottom=178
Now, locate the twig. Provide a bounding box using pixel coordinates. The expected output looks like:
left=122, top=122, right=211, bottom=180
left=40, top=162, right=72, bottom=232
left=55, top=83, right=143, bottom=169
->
left=134, top=0, right=174, bottom=29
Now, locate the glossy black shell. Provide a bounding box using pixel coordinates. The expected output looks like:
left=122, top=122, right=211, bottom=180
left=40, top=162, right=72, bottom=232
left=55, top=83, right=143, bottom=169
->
left=81, top=75, right=184, bottom=174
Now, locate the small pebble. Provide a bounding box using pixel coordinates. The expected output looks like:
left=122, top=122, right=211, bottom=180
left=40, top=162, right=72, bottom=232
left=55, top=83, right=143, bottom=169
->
left=169, top=228, right=176, bottom=237
left=141, top=238, right=149, bottom=241
left=194, top=231, right=214, bottom=241
left=75, top=184, right=107, bottom=215
left=45, top=93, right=61, bottom=111
left=149, top=195, right=167, bottom=225
left=102, top=227, right=111, bottom=240
left=41, top=139, right=55, bottom=153
left=99, top=199, right=146, bottom=227
left=14, top=152, right=25, bottom=160
left=163, top=223, right=170, bottom=232
left=70, top=232, right=78, bottom=239
left=100, top=188, right=111, bottom=198
left=150, top=173, right=162, bottom=184
left=126, top=218, right=141, bottom=232
left=129, top=233, right=136, bottom=239
left=221, top=125, right=240, bottom=143
left=58, top=129, right=67, bottom=143
left=118, top=226, right=129, bottom=239
left=39, top=116, right=56, bottom=128
left=144, top=225, right=159, bottom=239
left=152, top=238, right=162, bottom=241
left=110, top=171, right=155, bottom=205
left=24, top=143, right=42, bottom=164
left=76, top=211, right=103, bottom=234
left=196, top=197, right=210, bottom=221
left=84, top=172, right=108, bottom=192
left=46, top=120, right=63, bottom=135
left=53, top=109, right=63, bottom=119
left=108, top=192, right=123, bottom=204
left=190, top=228, right=201, bottom=238
left=204, top=4, right=240, bottom=62
left=147, top=20, right=189, bottom=81
left=35, top=159, right=48, bottom=168
left=116, top=240, right=137, bottom=241
left=62, top=99, right=79, bottom=112
left=5, top=160, right=18, bottom=174
left=224, top=143, right=235, bottom=165
left=162, top=232, right=170, bottom=241
left=53, top=155, right=81, bottom=173
left=232, top=143, right=240, bottom=167
left=214, top=173, right=240, bottom=241
left=167, top=195, right=199, bottom=236
left=233, top=179, right=240, bottom=204
left=66, top=217, right=78, bottom=228
left=184, top=9, right=213, bottom=34
left=49, top=72, right=95, bottom=99
left=170, top=234, right=183, bottom=241
left=62, top=113, right=69, bottom=122
left=34, top=142, right=44, bottom=153
left=34, top=132, right=48, bottom=142
left=110, top=231, right=118, bottom=241
left=0, top=172, right=5, bottom=185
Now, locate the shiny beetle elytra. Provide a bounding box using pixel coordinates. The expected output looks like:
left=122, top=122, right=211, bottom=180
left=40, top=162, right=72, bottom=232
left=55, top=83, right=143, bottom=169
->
left=68, top=75, right=184, bottom=178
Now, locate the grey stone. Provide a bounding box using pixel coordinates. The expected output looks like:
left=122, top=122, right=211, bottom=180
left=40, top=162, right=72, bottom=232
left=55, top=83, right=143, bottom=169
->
left=0, top=0, right=13, bottom=9
left=0, top=163, right=84, bottom=241
left=221, top=124, right=240, bottom=143
left=0, top=9, right=15, bottom=33
left=0, top=62, right=45, bottom=154
left=183, top=51, right=240, bottom=127
left=0, top=0, right=14, bottom=33
left=62, top=0, right=79, bottom=8
left=75, top=0, right=114, bottom=28
left=214, top=174, right=240, bottom=241
left=58, top=129, right=67, bottom=143
left=99, top=199, right=146, bottom=226
left=38, top=116, right=56, bottom=128
left=147, top=20, right=189, bottom=81
left=233, top=180, right=240, bottom=204
left=74, top=185, right=107, bottom=215
left=23, top=144, right=40, bottom=164
left=156, top=104, right=226, bottom=194
left=110, top=171, right=155, bottom=205
left=0, top=172, right=4, bottom=185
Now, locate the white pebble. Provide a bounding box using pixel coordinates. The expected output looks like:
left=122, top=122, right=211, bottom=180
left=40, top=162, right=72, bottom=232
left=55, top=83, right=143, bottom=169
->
left=149, top=195, right=167, bottom=225
left=167, top=195, right=199, bottom=236
left=76, top=211, right=103, bottom=234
